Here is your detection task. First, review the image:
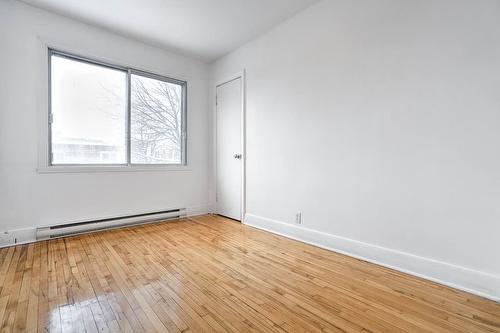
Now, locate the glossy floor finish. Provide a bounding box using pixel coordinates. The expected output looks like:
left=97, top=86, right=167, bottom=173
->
left=0, top=215, right=499, bottom=332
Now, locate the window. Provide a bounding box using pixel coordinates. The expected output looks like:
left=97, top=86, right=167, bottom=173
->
left=49, top=50, right=186, bottom=167
left=130, top=73, right=184, bottom=164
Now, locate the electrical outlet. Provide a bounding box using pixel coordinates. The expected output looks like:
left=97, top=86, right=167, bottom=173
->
left=295, top=212, right=302, bottom=225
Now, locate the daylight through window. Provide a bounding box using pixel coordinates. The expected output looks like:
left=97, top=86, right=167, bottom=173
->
left=49, top=50, right=186, bottom=166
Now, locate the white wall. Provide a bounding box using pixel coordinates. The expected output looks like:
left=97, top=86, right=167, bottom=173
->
left=211, top=0, right=500, bottom=300
left=0, top=0, right=210, bottom=241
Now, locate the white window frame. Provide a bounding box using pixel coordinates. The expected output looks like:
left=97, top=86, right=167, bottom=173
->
left=39, top=48, right=188, bottom=173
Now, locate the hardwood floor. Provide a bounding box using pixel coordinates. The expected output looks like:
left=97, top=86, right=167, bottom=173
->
left=0, top=215, right=499, bottom=332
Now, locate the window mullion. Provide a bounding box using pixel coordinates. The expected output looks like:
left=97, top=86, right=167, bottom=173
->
left=126, top=69, right=132, bottom=166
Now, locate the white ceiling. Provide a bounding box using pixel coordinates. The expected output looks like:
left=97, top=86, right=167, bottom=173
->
left=21, top=0, right=320, bottom=62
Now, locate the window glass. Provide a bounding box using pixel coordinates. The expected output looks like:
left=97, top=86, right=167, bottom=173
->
left=130, top=73, right=183, bottom=164
left=50, top=54, right=127, bottom=164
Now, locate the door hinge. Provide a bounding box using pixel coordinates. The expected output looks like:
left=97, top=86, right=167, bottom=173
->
left=48, top=113, right=54, bottom=124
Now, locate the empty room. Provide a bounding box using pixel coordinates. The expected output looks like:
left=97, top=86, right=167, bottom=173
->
left=1, top=0, right=499, bottom=331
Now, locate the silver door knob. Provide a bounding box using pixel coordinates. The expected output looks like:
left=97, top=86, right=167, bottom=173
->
left=234, top=154, right=242, bottom=159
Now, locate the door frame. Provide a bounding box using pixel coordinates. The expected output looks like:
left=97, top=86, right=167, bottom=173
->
left=214, top=70, right=246, bottom=222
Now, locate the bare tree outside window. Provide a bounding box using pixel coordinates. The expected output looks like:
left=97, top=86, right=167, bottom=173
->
left=131, top=74, right=183, bottom=164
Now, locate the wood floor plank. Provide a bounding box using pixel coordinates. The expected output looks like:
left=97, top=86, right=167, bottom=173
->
left=0, top=214, right=498, bottom=332
left=1, top=246, right=26, bottom=332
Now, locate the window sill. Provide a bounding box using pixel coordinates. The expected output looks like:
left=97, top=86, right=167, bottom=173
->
left=37, top=165, right=191, bottom=174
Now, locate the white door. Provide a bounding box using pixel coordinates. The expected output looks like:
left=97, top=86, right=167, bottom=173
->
left=216, top=78, right=242, bottom=221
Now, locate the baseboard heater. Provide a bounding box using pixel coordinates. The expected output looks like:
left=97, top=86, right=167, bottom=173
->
left=36, top=208, right=186, bottom=240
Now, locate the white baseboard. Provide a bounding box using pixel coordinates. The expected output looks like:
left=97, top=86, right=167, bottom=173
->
left=186, top=204, right=214, bottom=217
left=0, top=227, right=37, bottom=249
left=244, top=213, right=500, bottom=303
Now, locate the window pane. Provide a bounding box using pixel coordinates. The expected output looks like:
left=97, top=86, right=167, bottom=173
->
left=50, top=54, right=127, bottom=164
left=130, top=73, right=184, bottom=164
